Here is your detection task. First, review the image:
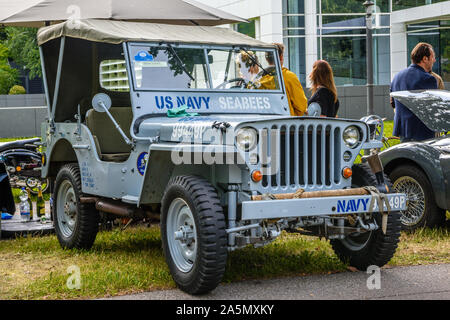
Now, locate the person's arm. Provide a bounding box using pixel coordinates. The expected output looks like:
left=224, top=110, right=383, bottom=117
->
left=285, top=72, right=308, bottom=116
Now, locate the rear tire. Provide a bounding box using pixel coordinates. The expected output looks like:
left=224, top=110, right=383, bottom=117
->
left=53, top=163, right=99, bottom=249
left=161, top=175, right=227, bottom=294
left=331, top=164, right=402, bottom=270
left=389, top=165, right=446, bottom=230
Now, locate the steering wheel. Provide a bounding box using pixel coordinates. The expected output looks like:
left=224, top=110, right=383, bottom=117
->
left=215, top=78, right=246, bottom=89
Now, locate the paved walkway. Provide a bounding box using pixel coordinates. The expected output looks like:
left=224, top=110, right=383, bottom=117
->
left=107, top=264, right=450, bottom=300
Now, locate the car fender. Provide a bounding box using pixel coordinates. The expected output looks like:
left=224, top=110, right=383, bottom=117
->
left=380, top=142, right=448, bottom=210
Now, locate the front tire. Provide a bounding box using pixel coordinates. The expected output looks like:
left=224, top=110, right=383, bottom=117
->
left=390, top=165, right=446, bottom=230
left=331, top=164, right=402, bottom=270
left=161, top=176, right=227, bottom=295
left=53, top=163, right=99, bottom=249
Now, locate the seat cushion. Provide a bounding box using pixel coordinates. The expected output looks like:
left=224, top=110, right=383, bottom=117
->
left=86, top=107, right=133, bottom=156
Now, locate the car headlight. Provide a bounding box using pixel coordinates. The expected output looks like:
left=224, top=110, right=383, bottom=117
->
left=236, top=127, right=258, bottom=151
left=343, top=126, right=361, bottom=149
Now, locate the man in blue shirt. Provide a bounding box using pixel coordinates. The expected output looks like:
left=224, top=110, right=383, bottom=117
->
left=391, top=42, right=438, bottom=142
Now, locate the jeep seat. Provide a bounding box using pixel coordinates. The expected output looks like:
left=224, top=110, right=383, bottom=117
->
left=85, top=107, right=133, bottom=162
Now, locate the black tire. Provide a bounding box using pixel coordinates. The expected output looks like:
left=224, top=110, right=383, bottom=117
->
left=389, top=165, right=446, bottom=230
left=53, top=163, right=99, bottom=249
left=330, top=163, right=402, bottom=270
left=161, top=175, right=227, bottom=295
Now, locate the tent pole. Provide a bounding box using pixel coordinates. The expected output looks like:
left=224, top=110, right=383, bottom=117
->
left=51, top=36, right=66, bottom=122
left=39, top=46, right=52, bottom=123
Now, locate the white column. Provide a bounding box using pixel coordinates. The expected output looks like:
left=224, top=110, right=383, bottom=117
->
left=390, top=22, right=407, bottom=80
left=304, top=0, right=318, bottom=87
left=258, top=1, right=283, bottom=43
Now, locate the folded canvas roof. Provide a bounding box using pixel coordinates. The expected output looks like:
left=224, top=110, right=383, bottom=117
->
left=37, top=19, right=274, bottom=48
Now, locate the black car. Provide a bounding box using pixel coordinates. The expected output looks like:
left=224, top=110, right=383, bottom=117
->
left=380, top=90, right=450, bottom=230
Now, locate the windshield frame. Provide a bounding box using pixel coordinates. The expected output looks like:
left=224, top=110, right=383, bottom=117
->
left=125, top=42, right=285, bottom=94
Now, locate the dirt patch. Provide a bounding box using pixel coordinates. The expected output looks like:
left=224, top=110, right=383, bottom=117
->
left=0, top=252, right=68, bottom=298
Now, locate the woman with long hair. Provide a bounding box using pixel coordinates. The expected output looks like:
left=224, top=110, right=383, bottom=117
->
left=308, top=60, right=339, bottom=118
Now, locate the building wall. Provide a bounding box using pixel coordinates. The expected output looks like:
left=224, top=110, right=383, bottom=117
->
left=0, top=94, right=47, bottom=138
left=196, top=0, right=284, bottom=43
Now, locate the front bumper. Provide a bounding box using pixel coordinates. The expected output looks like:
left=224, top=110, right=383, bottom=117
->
left=241, top=193, right=407, bottom=221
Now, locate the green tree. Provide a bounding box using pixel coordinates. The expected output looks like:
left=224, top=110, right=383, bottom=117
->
left=0, top=43, right=19, bottom=94
left=3, top=27, right=41, bottom=79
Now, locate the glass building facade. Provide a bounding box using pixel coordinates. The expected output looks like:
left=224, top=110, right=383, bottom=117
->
left=230, top=0, right=449, bottom=87
left=281, top=0, right=449, bottom=86
left=283, top=0, right=391, bottom=86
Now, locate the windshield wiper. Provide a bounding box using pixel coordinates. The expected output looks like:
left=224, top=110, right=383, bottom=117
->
left=239, top=47, right=271, bottom=76
left=166, top=44, right=196, bottom=82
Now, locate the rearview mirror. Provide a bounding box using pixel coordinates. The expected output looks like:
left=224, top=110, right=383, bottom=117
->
left=92, top=93, right=112, bottom=113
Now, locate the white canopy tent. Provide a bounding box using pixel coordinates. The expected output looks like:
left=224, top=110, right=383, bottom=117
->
left=0, top=0, right=246, bottom=27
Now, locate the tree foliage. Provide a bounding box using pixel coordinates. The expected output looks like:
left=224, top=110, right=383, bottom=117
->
left=3, top=27, right=41, bottom=79
left=0, top=43, right=19, bottom=94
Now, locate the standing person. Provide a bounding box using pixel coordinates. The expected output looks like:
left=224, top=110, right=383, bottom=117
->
left=259, top=43, right=308, bottom=116
left=307, top=60, right=340, bottom=118
left=391, top=42, right=437, bottom=142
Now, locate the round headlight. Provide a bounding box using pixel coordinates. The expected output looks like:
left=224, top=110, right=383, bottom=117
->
left=343, top=126, right=361, bottom=149
left=236, top=127, right=258, bottom=151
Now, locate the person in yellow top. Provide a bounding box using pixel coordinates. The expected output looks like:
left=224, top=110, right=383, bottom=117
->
left=258, top=43, right=308, bottom=116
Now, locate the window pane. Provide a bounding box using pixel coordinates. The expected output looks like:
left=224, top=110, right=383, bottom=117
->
left=129, top=46, right=209, bottom=90
left=322, top=14, right=390, bottom=28
left=322, top=15, right=365, bottom=27
left=321, top=0, right=389, bottom=13
left=287, top=37, right=306, bottom=85
left=287, top=15, right=305, bottom=28
left=287, top=0, right=305, bottom=14
left=373, top=35, right=391, bottom=85
left=285, top=29, right=306, bottom=36
left=441, top=28, right=450, bottom=82
left=321, top=37, right=366, bottom=85
left=321, top=29, right=366, bottom=36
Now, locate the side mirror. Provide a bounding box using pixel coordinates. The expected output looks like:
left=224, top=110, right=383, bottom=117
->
left=92, top=93, right=112, bottom=113
left=307, top=102, right=321, bottom=117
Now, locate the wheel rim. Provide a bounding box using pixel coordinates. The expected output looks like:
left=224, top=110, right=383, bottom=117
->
left=56, top=180, right=78, bottom=238
left=166, top=198, right=198, bottom=273
left=393, top=176, right=425, bottom=227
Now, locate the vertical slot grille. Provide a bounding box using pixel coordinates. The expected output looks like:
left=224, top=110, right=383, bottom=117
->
left=260, top=122, right=341, bottom=190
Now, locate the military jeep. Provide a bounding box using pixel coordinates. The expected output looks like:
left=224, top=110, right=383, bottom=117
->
left=38, top=19, right=406, bottom=294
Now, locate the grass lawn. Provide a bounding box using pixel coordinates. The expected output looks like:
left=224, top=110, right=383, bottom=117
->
left=0, top=123, right=449, bottom=300
left=0, top=224, right=448, bottom=300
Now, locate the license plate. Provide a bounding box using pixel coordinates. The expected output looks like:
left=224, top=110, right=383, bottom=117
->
left=372, top=194, right=406, bottom=211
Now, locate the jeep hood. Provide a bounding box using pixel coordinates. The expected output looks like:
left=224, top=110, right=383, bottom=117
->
left=136, top=114, right=368, bottom=144
left=390, top=90, right=450, bottom=132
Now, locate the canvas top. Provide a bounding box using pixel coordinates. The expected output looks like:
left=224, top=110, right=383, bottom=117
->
left=37, top=19, right=273, bottom=48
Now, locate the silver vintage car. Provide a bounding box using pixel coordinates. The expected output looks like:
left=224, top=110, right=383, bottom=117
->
left=38, top=19, right=406, bottom=294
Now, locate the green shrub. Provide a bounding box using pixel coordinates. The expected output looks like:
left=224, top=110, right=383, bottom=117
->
left=8, top=84, right=26, bottom=95
left=0, top=43, right=19, bottom=94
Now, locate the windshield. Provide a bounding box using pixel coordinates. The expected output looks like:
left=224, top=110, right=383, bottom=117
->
left=128, top=44, right=282, bottom=92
